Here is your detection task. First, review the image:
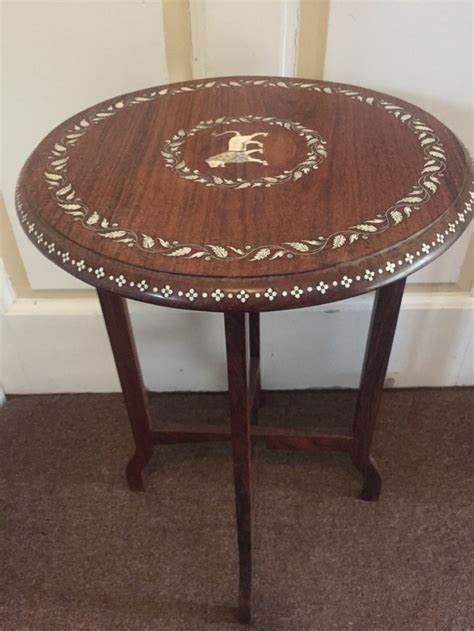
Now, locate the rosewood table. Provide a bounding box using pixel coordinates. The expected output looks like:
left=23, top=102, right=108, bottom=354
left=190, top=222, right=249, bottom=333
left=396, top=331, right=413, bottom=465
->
left=16, top=77, right=472, bottom=623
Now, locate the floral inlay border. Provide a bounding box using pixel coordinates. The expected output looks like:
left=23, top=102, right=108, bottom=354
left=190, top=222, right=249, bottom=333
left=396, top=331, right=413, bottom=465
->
left=43, top=78, right=448, bottom=262
left=161, top=115, right=327, bottom=189
left=17, top=188, right=473, bottom=305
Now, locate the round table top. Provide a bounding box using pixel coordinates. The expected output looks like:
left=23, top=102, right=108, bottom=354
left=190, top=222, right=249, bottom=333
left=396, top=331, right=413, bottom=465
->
left=17, top=76, right=472, bottom=311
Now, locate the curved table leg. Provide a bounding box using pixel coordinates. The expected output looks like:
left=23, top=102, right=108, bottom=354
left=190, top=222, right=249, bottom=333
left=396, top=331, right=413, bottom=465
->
left=98, top=289, right=153, bottom=491
left=352, top=278, right=406, bottom=501
left=225, top=312, right=253, bottom=624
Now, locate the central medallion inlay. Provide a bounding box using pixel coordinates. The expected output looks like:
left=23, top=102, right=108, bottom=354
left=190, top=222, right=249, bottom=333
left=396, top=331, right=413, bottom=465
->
left=161, top=115, right=327, bottom=189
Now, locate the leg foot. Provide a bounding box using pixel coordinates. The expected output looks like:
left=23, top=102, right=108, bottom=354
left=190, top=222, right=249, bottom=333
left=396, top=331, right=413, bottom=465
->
left=238, top=595, right=251, bottom=625
left=98, top=290, right=154, bottom=491
left=355, top=456, right=382, bottom=501
left=126, top=448, right=153, bottom=492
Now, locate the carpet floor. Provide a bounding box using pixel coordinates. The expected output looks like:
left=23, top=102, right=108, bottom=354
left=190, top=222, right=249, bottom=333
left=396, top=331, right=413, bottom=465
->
left=1, top=389, right=473, bottom=630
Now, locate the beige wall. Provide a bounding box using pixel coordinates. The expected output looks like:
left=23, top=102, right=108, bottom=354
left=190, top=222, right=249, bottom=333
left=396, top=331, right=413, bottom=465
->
left=297, top=0, right=329, bottom=79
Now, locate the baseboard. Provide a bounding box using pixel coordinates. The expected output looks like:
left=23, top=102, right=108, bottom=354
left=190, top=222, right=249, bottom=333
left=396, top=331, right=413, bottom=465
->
left=2, top=291, right=473, bottom=394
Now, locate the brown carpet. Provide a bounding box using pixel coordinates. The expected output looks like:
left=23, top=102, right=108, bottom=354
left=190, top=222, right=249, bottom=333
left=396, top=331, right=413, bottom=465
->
left=1, top=389, right=473, bottom=630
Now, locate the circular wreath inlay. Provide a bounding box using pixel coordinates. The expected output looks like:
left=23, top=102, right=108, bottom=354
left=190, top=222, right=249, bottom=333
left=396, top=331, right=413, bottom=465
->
left=161, top=115, right=327, bottom=189
left=43, top=79, right=447, bottom=263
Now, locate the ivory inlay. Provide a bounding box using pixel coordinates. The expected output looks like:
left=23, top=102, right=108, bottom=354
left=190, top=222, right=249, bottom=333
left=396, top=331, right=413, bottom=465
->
left=206, top=131, right=269, bottom=168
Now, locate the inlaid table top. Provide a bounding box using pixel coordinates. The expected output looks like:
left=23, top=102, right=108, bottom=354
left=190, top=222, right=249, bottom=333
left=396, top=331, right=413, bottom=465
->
left=17, top=76, right=472, bottom=311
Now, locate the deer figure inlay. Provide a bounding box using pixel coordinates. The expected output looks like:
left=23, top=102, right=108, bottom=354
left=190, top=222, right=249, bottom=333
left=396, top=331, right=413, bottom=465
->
left=206, top=130, right=269, bottom=168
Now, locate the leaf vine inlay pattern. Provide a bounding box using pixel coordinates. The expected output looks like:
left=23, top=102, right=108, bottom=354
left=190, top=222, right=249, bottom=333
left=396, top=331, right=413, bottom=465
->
left=43, top=79, right=447, bottom=262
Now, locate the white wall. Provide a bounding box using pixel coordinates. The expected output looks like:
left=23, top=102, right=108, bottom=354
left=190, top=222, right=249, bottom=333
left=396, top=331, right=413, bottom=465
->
left=1, top=0, right=473, bottom=394
left=324, top=0, right=473, bottom=285
left=2, top=0, right=168, bottom=290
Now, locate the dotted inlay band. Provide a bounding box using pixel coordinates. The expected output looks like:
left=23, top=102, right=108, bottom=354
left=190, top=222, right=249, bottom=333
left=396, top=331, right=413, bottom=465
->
left=17, top=189, right=473, bottom=306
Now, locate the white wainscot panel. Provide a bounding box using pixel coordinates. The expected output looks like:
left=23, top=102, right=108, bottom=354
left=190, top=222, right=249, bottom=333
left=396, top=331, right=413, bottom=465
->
left=3, top=1, right=168, bottom=291
left=3, top=293, right=473, bottom=394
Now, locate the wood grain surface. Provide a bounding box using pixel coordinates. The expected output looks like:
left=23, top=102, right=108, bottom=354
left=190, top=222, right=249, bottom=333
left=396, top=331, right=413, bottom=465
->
left=16, top=76, right=472, bottom=311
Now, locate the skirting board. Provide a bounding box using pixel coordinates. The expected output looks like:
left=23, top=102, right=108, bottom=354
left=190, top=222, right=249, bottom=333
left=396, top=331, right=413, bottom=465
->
left=1, top=291, right=473, bottom=394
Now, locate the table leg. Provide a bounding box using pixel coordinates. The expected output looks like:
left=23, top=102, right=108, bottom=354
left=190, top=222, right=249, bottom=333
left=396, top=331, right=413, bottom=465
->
left=225, top=312, right=253, bottom=624
left=97, top=289, right=153, bottom=492
left=249, top=312, right=262, bottom=421
left=352, top=278, right=406, bottom=501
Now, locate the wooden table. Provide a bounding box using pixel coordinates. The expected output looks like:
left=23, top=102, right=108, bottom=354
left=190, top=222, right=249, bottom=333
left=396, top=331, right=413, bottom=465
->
left=17, top=76, right=472, bottom=623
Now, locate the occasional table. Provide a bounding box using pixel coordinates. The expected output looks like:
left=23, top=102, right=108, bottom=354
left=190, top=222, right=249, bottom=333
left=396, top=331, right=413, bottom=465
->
left=16, top=77, right=472, bottom=623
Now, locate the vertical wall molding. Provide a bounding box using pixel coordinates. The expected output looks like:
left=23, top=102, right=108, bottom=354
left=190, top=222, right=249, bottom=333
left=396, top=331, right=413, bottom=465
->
left=279, top=0, right=299, bottom=76
left=296, top=0, right=330, bottom=79
left=189, top=0, right=207, bottom=78
left=162, top=0, right=194, bottom=83
left=0, top=259, right=15, bottom=313
left=189, top=0, right=298, bottom=79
